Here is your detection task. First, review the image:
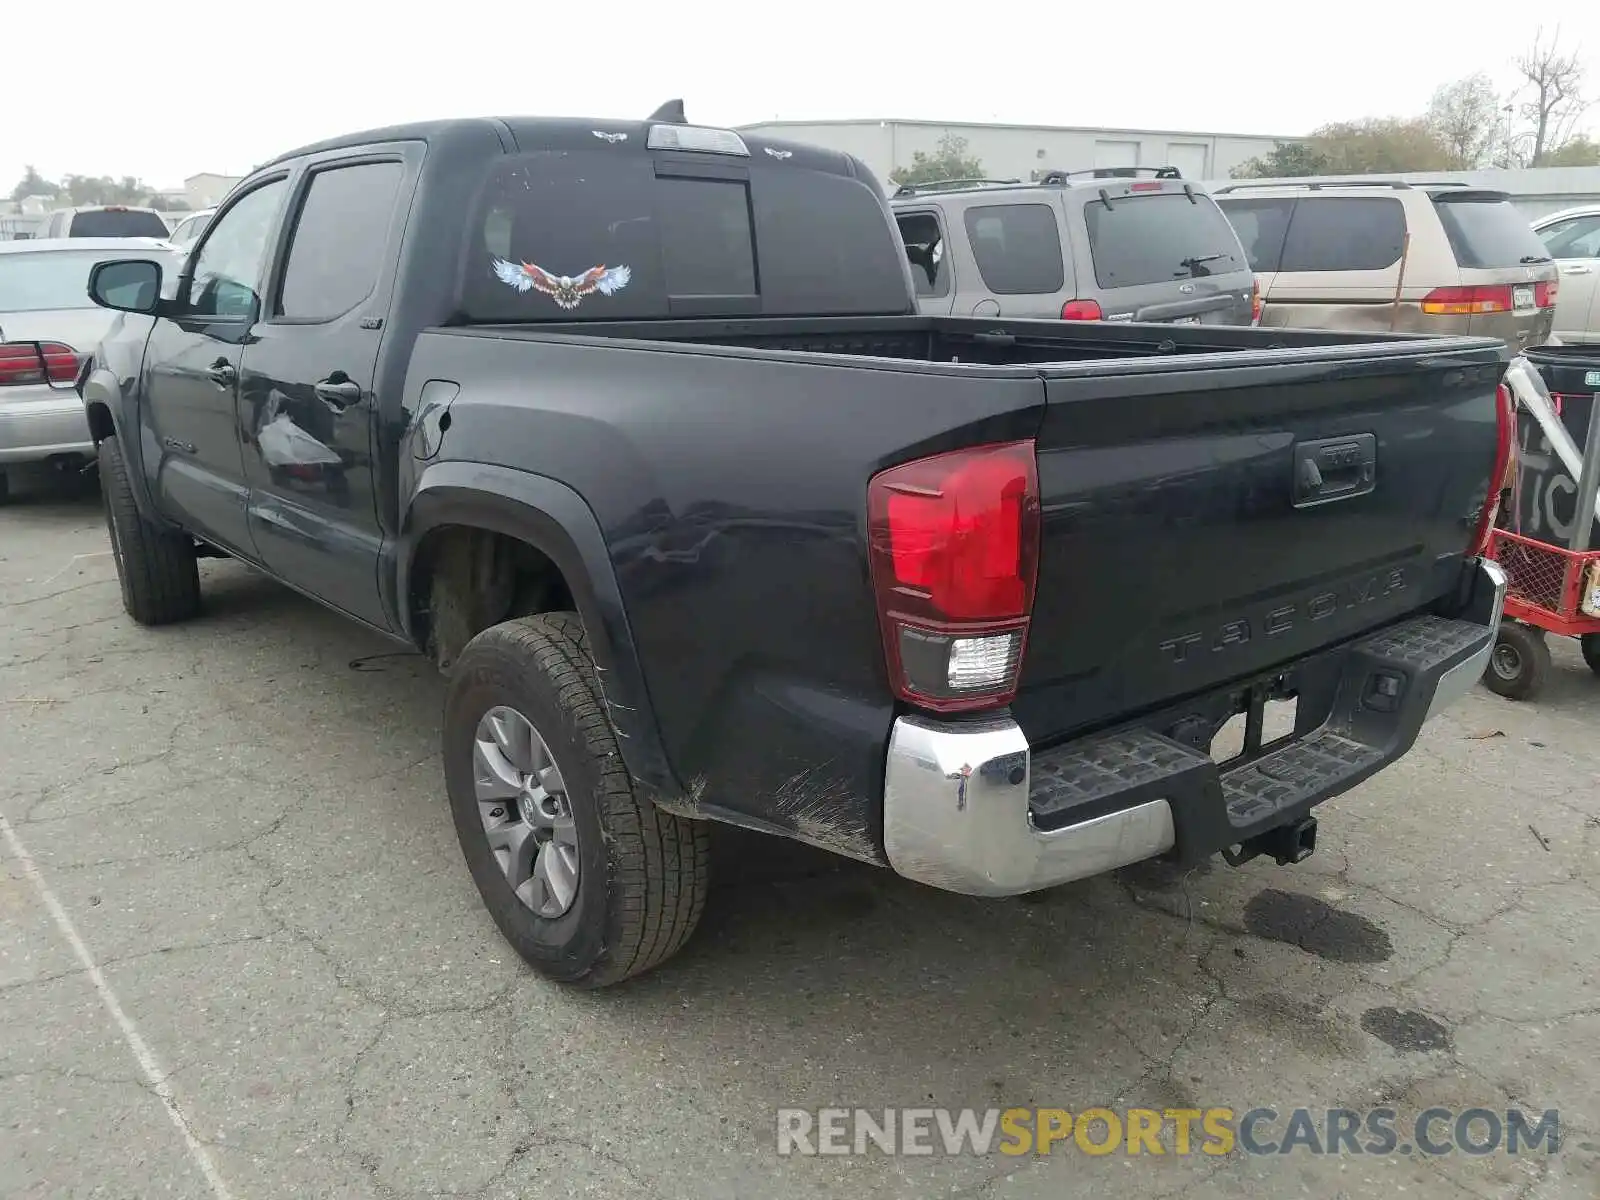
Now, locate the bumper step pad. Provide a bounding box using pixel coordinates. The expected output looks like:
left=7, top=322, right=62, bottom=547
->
left=1221, top=731, right=1381, bottom=826
left=1030, top=728, right=1210, bottom=826
left=1027, top=611, right=1491, bottom=837
left=1354, top=614, right=1489, bottom=672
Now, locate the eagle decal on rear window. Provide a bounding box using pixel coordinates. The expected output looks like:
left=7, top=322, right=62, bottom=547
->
left=491, top=258, right=632, bottom=310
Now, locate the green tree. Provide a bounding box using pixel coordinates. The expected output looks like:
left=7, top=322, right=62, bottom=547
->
left=9, top=165, right=58, bottom=201
left=1233, top=119, right=1452, bottom=179
left=58, top=174, right=156, bottom=206
left=889, top=133, right=986, bottom=187
left=1547, top=135, right=1600, bottom=166
left=1231, top=141, right=1329, bottom=179
left=1310, top=118, right=1454, bottom=174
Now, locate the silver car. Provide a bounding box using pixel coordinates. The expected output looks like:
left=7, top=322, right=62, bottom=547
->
left=1531, top=203, right=1600, bottom=345
left=166, top=207, right=216, bottom=251
left=891, top=169, right=1257, bottom=326
left=0, top=237, right=183, bottom=501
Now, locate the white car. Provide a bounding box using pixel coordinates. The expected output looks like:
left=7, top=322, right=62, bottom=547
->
left=1532, top=205, right=1600, bottom=345
left=0, top=237, right=184, bottom=502
left=166, top=208, right=215, bottom=251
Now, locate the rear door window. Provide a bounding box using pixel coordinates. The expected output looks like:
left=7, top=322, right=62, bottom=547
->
left=1216, top=197, right=1294, bottom=272
left=896, top=211, right=948, bottom=297
left=962, top=203, right=1063, bottom=294
left=1083, top=192, right=1246, bottom=288
left=67, top=209, right=171, bottom=239
left=277, top=161, right=405, bottom=321
left=1279, top=197, right=1406, bottom=272
left=1433, top=194, right=1554, bottom=269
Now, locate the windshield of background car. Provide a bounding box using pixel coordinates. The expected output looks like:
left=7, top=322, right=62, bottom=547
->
left=1083, top=192, right=1246, bottom=287
left=67, top=210, right=171, bottom=238
left=461, top=150, right=910, bottom=321
left=0, top=250, right=125, bottom=312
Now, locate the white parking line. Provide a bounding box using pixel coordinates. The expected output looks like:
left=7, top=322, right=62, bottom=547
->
left=0, top=815, right=235, bottom=1200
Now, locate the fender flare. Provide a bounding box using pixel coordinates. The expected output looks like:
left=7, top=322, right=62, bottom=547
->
left=80, top=364, right=166, bottom=526
left=399, top=460, right=683, bottom=804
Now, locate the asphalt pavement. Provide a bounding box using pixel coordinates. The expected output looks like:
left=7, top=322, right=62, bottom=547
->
left=1, top=476, right=1597, bottom=1199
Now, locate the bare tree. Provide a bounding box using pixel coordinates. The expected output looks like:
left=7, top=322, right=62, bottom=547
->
left=1512, top=27, right=1589, bottom=165
left=1426, top=74, right=1504, bottom=168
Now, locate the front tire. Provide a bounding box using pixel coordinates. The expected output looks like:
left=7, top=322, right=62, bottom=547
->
left=1483, top=621, right=1550, bottom=701
left=442, top=613, right=710, bottom=987
left=98, top=436, right=200, bottom=626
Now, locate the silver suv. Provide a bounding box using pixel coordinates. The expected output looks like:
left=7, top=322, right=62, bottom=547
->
left=890, top=169, right=1256, bottom=327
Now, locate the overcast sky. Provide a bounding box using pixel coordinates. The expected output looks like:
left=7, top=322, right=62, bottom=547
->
left=7, top=1, right=1598, bottom=192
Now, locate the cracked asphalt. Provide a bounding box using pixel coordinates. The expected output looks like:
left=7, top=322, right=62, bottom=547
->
left=2, top=475, right=1598, bottom=1200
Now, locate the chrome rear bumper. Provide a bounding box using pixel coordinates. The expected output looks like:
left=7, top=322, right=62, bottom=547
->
left=881, top=558, right=1506, bottom=897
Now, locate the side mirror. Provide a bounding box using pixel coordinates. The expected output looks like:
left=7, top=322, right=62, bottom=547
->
left=88, top=259, right=165, bottom=315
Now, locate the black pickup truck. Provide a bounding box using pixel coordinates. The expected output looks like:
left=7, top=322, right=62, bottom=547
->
left=79, top=110, right=1511, bottom=987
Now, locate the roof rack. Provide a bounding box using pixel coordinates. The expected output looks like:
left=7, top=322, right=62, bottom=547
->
left=891, top=177, right=1021, bottom=197
left=1213, top=178, right=1483, bottom=194
left=1038, top=166, right=1182, bottom=184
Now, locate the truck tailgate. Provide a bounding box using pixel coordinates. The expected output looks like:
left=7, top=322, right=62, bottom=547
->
left=1014, top=345, right=1506, bottom=742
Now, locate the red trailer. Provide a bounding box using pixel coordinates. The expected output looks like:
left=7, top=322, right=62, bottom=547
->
left=1483, top=348, right=1600, bottom=700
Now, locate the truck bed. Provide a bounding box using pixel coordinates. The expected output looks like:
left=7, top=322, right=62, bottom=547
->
left=412, top=314, right=1506, bottom=855
left=452, top=312, right=1495, bottom=371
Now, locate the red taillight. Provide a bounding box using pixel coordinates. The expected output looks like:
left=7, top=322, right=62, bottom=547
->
left=1250, top=277, right=1263, bottom=324
left=867, top=441, right=1041, bottom=713
left=1535, top=279, right=1558, bottom=309
left=1060, top=299, right=1103, bottom=321
left=1420, top=285, right=1515, bottom=316
left=1467, top=383, right=1515, bottom=558
left=1130, top=181, right=1161, bottom=192
left=0, top=342, right=80, bottom=387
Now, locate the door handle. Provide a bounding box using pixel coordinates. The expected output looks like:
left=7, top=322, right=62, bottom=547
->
left=1292, top=434, right=1377, bottom=508
left=206, top=360, right=236, bottom=389
left=314, top=377, right=363, bottom=409
left=1561, top=265, right=1593, bottom=275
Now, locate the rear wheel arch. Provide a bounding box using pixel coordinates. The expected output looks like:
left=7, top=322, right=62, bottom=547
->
left=84, top=400, right=116, bottom=443
left=400, top=464, right=683, bottom=803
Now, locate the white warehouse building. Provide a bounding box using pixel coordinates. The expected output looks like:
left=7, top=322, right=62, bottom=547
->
left=734, top=118, right=1293, bottom=188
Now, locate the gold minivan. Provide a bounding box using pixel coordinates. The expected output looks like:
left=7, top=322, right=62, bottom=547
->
left=1215, top=181, right=1557, bottom=350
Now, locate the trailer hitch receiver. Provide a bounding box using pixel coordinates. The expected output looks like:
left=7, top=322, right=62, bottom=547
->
left=1223, top=816, right=1318, bottom=867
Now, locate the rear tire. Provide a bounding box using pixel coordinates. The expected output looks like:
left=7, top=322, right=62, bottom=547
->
left=98, top=436, right=200, bottom=625
left=1483, top=621, right=1550, bottom=701
left=1581, top=633, right=1600, bottom=677
left=442, top=612, right=710, bottom=987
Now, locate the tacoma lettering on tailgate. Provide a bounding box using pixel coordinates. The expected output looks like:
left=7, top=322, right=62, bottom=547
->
left=1159, top=568, right=1409, bottom=665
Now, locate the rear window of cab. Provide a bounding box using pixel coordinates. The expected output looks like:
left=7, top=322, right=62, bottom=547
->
left=461, top=151, right=911, bottom=321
